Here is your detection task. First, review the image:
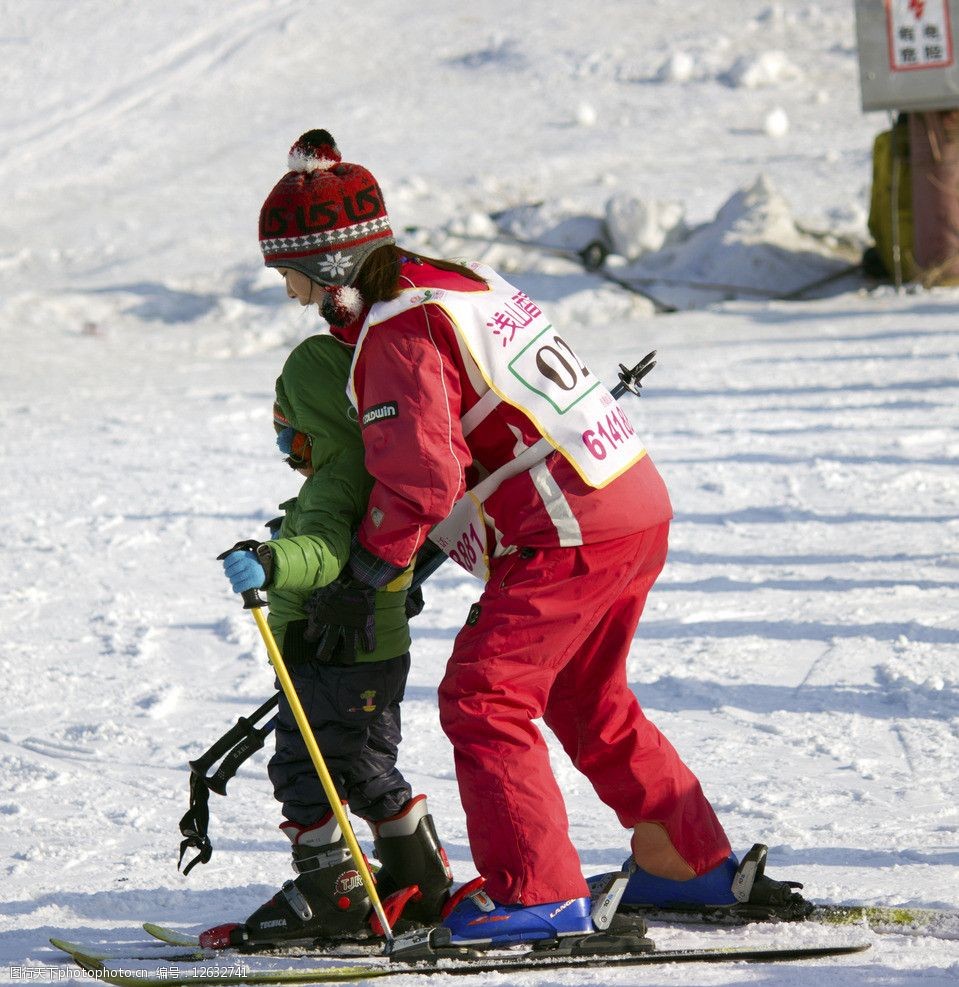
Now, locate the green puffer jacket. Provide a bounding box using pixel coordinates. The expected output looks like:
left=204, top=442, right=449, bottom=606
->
left=264, top=333, right=412, bottom=663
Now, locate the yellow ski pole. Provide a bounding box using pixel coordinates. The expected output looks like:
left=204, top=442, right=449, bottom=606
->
left=239, top=585, right=394, bottom=946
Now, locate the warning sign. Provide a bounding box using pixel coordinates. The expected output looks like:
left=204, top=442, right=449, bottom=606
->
left=887, top=0, right=954, bottom=71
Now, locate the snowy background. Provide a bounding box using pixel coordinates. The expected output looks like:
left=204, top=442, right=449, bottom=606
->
left=1, top=0, right=958, bottom=984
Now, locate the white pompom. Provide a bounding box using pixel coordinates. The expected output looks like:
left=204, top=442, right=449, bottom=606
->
left=288, top=149, right=339, bottom=173
left=335, top=285, right=363, bottom=316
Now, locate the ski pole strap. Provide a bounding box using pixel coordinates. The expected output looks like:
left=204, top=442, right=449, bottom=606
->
left=178, top=772, right=213, bottom=876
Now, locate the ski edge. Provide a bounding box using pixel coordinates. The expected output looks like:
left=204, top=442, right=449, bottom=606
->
left=72, top=942, right=872, bottom=986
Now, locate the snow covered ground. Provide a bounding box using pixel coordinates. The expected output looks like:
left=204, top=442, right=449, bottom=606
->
left=1, top=1, right=958, bottom=984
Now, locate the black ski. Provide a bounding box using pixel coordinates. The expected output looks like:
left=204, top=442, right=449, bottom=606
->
left=69, top=939, right=871, bottom=986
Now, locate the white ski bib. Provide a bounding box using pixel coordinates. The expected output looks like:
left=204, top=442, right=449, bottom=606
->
left=349, top=263, right=646, bottom=580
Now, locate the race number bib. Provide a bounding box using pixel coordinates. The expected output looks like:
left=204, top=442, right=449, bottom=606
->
left=449, top=264, right=646, bottom=488
left=428, top=493, right=491, bottom=582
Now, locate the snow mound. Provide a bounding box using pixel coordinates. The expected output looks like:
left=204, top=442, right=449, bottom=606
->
left=449, top=176, right=853, bottom=310
left=447, top=36, right=529, bottom=71
left=764, top=107, right=790, bottom=138
left=723, top=50, right=804, bottom=88
left=490, top=200, right=608, bottom=261
left=605, top=194, right=688, bottom=259
left=655, top=51, right=699, bottom=83
left=618, top=174, right=852, bottom=306
left=489, top=195, right=688, bottom=267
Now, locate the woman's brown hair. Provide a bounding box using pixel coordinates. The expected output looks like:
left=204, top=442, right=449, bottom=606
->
left=355, top=244, right=488, bottom=304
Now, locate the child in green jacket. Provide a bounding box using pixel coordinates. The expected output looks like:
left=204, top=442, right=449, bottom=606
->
left=216, top=333, right=452, bottom=949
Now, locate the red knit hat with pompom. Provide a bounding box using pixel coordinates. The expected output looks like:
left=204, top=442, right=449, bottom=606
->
left=258, top=130, right=394, bottom=287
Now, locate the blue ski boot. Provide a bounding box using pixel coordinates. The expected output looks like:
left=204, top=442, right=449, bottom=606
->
left=441, top=878, right=593, bottom=946
left=619, top=853, right=740, bottom=908
left=587, top=844, right=812, bottom=923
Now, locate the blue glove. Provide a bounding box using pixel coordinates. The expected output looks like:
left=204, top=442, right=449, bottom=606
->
left=222, top=548, right=267, bottom=594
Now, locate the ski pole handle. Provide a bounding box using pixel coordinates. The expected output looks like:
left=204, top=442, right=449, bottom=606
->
left=204, top=718, right=275, bottom=797
left=614, top=350, right=657, bottom=398
left=216, top=542, right=269, bottom=609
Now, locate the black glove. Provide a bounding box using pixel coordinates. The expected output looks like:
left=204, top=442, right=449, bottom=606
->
left=405, top=585, right=425, bottom=619
left=305, top=576, right=378, bottom=664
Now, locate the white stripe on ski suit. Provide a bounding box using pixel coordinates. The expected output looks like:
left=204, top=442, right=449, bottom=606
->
left=506, top=424, right=583, bottom=548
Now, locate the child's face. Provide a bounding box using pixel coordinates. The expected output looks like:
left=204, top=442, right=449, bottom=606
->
left=278, top=267, right=321, bottom=307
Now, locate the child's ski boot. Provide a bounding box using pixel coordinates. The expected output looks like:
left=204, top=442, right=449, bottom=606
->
left=370, top=795, right=453, bottom=926
left=199, top=812, right=371, bottom=949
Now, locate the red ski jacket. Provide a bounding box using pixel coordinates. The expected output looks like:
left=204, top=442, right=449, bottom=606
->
left=333, top=260, right=673, bottom=569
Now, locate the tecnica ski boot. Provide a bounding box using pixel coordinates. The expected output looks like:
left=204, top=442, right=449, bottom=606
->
left=371, top=795, right=453, bottom=926
left=200, top=813, right=371, bottom=949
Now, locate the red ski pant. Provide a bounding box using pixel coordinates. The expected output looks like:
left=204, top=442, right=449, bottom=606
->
left=438, top=522, right=731, bottom=905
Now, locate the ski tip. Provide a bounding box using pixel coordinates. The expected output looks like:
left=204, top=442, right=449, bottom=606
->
left=49, top=938, right=82, bottom=956
left=836, top=942, right=873, bottom=956
left=143, top=922, right=201, bottom=946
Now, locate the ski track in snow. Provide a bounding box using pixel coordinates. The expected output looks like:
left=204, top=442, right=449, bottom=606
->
left=0, top=1, right=298, bottom=177
left=2, top=2, right=959, bottom=984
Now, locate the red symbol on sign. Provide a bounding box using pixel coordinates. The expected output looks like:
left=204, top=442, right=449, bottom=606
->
left=908, top=0, right=925, bottom=19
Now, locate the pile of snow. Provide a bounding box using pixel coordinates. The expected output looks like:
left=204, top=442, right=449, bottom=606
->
left=605, top=194, right=689, bottom=259
left=723, top=50, right=804, bottom=88
left=764, top=106, right=791, bottom=138
left=444, top=175, right=853, bottom=310
left=482, top=200, right=609, bottom=262
left=654, top=51, right=700, bottom=83
left=615, top=174, right=852, bottom=306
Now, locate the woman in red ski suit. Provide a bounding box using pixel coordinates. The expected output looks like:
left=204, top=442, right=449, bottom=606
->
left=335, top=260, right=730, bottom=904
left=333, top=258, right=733, bottom=906
left=255, top=130, right=756, bottom=943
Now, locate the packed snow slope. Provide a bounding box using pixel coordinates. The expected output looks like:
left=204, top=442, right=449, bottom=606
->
left=1, top=1, right=958, bottom=985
